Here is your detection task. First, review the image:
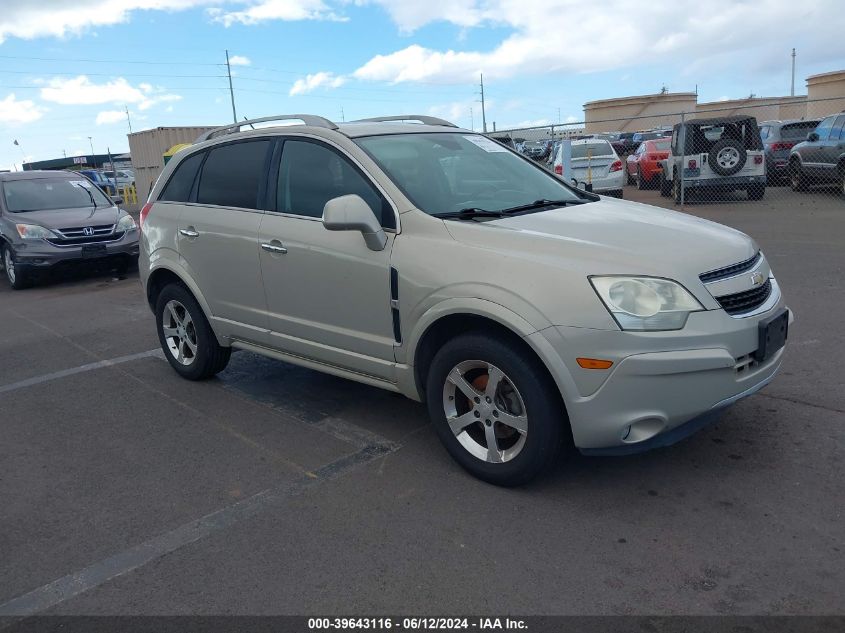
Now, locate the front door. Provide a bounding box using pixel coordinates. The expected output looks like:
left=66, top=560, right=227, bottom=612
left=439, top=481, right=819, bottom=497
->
left=178, top=138, right=273, bottom=344
left=258, top=137, right=398, bottom=381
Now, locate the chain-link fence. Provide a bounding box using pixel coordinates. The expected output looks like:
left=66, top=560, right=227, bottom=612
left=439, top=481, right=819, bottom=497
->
left=486, top=96, right=845, bottom=210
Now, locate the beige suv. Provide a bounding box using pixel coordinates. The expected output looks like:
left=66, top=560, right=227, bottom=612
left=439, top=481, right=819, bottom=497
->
left=140, top=114, right=791, bottom=485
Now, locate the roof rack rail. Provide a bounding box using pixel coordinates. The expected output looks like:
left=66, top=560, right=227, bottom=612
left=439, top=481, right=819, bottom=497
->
left=352, top=115, right=458, bottom=128
left=196, top=114, right=338, bottom=142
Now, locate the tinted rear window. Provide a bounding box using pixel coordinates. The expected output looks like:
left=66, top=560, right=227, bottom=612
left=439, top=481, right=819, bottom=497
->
left=781, top=122, right=819, bottom=140
left=160, top=152, right=204, bottom=203
left=572, top=142, right=614, bottom=158
left=196, top=140, right=271, bottom=209
left=652, top=141, right=671, bottom=151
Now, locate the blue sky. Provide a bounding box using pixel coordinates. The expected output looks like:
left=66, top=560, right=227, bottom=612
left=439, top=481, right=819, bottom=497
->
left=1, top=0, right=844, bottom=170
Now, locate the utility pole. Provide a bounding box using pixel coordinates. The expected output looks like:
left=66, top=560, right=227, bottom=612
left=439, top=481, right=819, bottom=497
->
left=470, top=107, right=474, bottom=131
left=225, top=49, right=237, bottom=124
left=125, top=105, right=133, bottom=133
left=790, top=48, right=796, bottom=97
left=480, top=73, right=487, bottom=133
left=88, top=136, right=94, bottom=156
left=341, top=106, right=345, bottom=122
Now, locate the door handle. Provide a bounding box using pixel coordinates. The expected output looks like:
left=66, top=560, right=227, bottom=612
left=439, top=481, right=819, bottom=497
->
left=179, top=228, right=199, bottom=238
left=261, top=242, right=288, bottom=254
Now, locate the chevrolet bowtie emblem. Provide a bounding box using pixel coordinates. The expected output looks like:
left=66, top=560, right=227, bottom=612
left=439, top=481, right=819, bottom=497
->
left=750, top=271, right=765, bottom=286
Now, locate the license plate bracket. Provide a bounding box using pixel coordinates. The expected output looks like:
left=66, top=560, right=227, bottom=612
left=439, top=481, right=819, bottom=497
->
left=81, top=244, right=107, bottom=259
left=755, top=308, right=789, bottom=362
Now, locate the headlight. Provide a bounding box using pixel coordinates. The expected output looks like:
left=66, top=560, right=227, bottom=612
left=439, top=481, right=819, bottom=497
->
left=590, top=276, right=704, bottom=331
left=116, top=215, right=137, bottom=232
left=15, top=224, right=59, bottom=240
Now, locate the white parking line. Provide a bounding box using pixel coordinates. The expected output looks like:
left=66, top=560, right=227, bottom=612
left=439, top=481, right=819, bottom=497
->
left=0, top=349, right=163, bottom=395
left=0, top=444, right=396, bottom=617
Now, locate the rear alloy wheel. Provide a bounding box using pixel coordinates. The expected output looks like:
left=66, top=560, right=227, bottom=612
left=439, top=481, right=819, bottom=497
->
left=426, top=332, right=565, bottom=486
left=2, top=244, right=31, bottom=290
left=789, top=161, right=807, bottom=192
left=155, top=283, right=231, bottom=380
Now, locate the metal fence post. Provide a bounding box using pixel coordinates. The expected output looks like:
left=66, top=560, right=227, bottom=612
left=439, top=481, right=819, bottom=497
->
left=680, top=111, right=686, bottom=209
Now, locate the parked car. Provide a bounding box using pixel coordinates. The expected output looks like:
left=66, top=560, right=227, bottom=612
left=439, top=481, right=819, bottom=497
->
left=0, top=170, right=139, bottom=289
left=611, top=132, right=637, bottom=156
left=659, top=115, right=766, bottom=202
left=787, top=112, right=845, bottom=196
left=140, top=113, right=790, bottom=486
left=101, top=169, right=136, bottom=187
left=78, top=169, right=118, bottom=196
left=553, top=139, right=624, bottom=197
left=758, top=119, right=821, bottom=183
left=626, top=138, right=671, bottom=189
left=631, top=130, right=669, bottom=150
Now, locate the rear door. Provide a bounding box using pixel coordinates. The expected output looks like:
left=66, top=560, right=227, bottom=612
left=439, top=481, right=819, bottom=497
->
left=803, top=116, right=835, bottom=178
left=820, top=115, right=845, bottom=179
left=177, top=138, right=273, bottom=344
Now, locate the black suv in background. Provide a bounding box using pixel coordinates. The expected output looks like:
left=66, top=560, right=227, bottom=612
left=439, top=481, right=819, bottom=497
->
left=788, top=112, right=845, bottom=196
left=759, top=119, right=821, bottom=183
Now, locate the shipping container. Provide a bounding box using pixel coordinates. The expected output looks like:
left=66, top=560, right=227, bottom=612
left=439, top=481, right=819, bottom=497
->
left=127, top=126, right=215, bottom=207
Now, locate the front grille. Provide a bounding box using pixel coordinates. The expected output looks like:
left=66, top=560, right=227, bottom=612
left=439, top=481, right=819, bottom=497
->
left=700, top=251, right=762, bottom=283
left=57, top=224, right=115, bottom=238
left=734, top=353, right=759, bottom=374
left=45, top=231, right=125, bottom=247
left=716, top=279, right=772, bottom=315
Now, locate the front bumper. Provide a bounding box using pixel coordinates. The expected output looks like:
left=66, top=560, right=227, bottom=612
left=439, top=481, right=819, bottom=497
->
left=11, top=231, right=140, bottom=270
left=534, top=299, right=792, bottom=453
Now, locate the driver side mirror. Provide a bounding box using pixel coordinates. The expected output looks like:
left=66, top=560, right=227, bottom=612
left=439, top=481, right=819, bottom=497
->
left=808, top=132, right=819, bottom=142
left=110, top=196, right=124, bottom=206
left=322, top=194, right=387, bottom=252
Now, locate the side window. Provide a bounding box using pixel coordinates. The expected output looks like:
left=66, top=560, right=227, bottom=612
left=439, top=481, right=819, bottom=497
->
left=814, top=116, right=836, bottom=141
left=159, top=152, right=204, bottom=202
left=196, top=140, right=271, bottom=209
left=759, top=126, right=769, bottom=140
left=277, top=139, right=394, bottom=229
left=830, top=115, right=845, bottom=141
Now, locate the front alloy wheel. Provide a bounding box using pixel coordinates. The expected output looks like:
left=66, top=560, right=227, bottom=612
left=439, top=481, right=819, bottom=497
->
left=2, top=245, right=30, bottom=290
left=426, top=332, right=566, bottom=486
left=443, top=360, right=528, bottom=464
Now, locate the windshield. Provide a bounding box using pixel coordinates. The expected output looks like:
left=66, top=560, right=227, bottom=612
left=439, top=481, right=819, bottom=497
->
left=355, top=133, right=584, bottom=215
left=571, top=142, right=614, bottom=159
left=2, top=177, right=113, bottom=212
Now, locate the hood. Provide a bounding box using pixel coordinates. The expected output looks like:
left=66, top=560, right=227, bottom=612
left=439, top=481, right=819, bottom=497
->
left=10, top=205, right=121, bottom=230
left=444, top=196, right=756, bottom=277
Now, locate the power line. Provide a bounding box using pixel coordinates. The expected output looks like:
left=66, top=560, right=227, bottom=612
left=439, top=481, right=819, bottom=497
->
left=0, top=69, right=226, bottom=79
left=0, top=53, right=221, bottom=66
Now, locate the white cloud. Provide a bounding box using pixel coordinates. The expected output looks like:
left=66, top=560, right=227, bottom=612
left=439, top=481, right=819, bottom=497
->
left=289, top=72, right=346, bottom=95
left=0, top=0, right=213, bottom=42
left=228, top=55, right=251, bottom=66
left=95, top=110, right=126, bottom=125
left=0, top=93, right=46, bottom=124
left=208, top=0, right=345, bottom=26
left=39, top=75, right=181, bottom=110
left=352, top=0, right=845, bottom=85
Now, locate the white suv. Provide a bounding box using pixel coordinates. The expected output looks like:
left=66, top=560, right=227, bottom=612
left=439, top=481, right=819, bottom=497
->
left=139, top=114, right=791, bottom=485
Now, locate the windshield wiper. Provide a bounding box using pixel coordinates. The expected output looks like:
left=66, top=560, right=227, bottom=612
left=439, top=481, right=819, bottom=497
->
left=498, top=199, right=584, bottom=215
left=81, top=186, right=97, bottom=209
left=433, top=207, right=506, bottom=220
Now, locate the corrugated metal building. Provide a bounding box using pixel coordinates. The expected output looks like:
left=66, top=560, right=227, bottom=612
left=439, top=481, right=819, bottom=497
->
left=127, top=126, right=214, bottom=203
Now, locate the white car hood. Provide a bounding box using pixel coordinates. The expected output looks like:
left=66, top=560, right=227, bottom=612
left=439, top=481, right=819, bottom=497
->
left=444, top=196, right=757, bottom=277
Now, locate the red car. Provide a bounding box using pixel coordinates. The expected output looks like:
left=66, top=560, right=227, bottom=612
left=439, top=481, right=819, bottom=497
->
left=625, top=138, right=671, bottom=189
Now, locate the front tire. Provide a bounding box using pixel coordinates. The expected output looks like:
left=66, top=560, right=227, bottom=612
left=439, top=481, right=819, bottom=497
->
left=155, top=283, right=231, bottom=380
left=2, top=244, right=31, bottom=290
left=425, top=332, right=566, bottom=486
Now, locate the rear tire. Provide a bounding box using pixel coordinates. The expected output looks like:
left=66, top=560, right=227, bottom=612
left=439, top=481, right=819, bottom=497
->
left=660, top=171, right=672, bottom=197
left=626, top=168, right=635, bottom=185
left=155, top=283, right=231, bottom=380
left=673, top=175, right=682, bottom=204
left=425, top=332, right=566, bottom=486
left=636, top=167, right=647, bottom=190
left=2, top=244, right=31, bottom=290
left=789, top=161, right=808, bottom=192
